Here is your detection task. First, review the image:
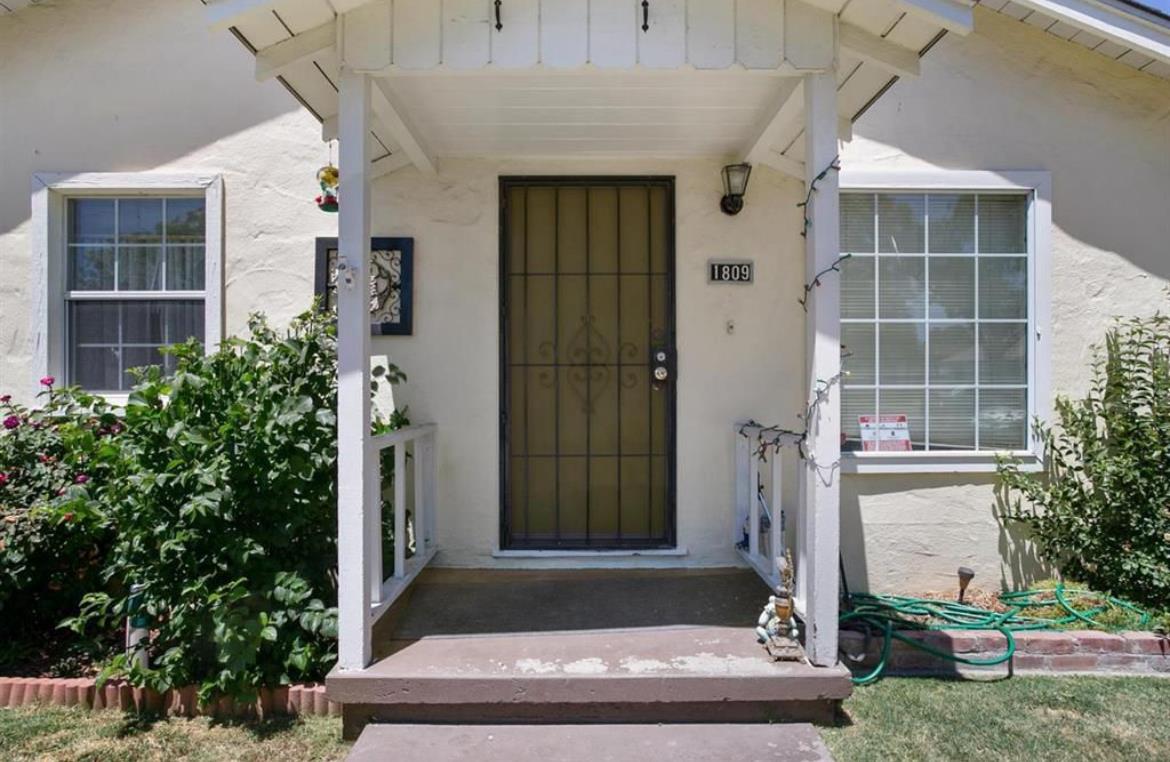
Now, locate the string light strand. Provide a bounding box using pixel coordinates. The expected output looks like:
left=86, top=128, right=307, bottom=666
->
left=798, top=253, right=852, bottom=312
left=798, top=156, right=841, bottom=238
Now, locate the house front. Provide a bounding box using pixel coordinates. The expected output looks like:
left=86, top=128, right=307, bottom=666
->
left=2, top=0, right=1169, bottom=736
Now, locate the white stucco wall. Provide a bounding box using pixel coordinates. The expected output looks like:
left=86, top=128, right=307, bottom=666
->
left=371, top=159, right=808, bottom=568
left=0, top=0, right=332, bottom=404
left=839, top=8, right=1170, bottom=593
left=3, top=1, right=1168, bottom=590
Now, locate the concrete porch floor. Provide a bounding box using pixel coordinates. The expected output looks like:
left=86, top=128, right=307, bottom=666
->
left=328, top=568, right=851, bottom=737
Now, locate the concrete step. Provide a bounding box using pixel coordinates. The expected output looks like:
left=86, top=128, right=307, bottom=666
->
left=328, top=624, right=851, bottom=734
left=347, top=722, right=836, bottom=762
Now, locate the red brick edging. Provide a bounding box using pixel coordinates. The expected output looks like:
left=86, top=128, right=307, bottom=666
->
left=840, top=629, right=1170, bottom=677
left=0, top=677, right=339, bottom=718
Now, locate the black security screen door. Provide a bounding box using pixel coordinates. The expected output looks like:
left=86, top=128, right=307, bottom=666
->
left=500, top=177, right=676, bottom=550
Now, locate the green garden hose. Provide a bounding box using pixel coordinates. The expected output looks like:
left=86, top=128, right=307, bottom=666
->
left=839, top=584, right=1151, bottom=685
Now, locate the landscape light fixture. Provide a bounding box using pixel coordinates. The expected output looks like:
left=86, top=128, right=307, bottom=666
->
left=957, top=566, right=975, bottom=603
left=720, top=163, right=752, bottom=215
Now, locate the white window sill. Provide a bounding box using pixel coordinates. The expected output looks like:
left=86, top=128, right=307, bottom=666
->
left=841, top=451, right=1041, bottom=475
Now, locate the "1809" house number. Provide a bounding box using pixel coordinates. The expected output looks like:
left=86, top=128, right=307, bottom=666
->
left=708, top=259, right=754, bottom=283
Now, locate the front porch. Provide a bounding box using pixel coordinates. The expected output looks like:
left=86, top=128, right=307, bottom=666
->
left=328, top=567, right=852, bottom=737
left=201, top=0, right=975, bottom=738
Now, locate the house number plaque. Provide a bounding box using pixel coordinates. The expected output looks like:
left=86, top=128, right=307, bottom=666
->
left=708, top=259, right=754, bottom=283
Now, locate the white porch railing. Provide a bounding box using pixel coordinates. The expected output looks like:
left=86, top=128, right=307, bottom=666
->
left=734, top=422, right=803, bottom=618
left=367, top=423, right=437, bottom=625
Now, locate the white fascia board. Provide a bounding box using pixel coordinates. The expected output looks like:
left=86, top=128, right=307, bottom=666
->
left=896, top=0, right=976, bottom=35
left=1008, top=0, right=1170, bottom=64
left=255, top=20, right=336, bottom=82
left=839, top=22, right=921, bottom=77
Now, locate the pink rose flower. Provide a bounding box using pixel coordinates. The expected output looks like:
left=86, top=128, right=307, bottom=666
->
left=3, top=415, right=19, bottom=430
left=0, top=473, right=8, bottom=487
left=0, top=395, right=10, bottom=403
left=40, top=376, right=55, bottom=387
left=74, top=474, right=89, bottom=485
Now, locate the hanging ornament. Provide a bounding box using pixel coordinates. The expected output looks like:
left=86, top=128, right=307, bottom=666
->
left=316, top=141, right=340, bottom=213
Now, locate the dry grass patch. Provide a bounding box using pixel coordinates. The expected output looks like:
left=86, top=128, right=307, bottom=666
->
left=0, top=705, right=348, bottom=762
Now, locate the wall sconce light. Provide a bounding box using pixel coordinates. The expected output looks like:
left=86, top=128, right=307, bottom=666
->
left=720, top=163, right=752, bottom=216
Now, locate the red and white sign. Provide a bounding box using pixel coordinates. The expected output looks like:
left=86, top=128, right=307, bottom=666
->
left=858, top=414, right=912, bottom=452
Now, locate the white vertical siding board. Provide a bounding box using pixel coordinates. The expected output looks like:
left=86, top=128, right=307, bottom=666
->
left=590, top=0, right=638, bottom=67
left=785, top=0, right=836, bottom=70
left=341, top=2, right=392, bottom=71
left=393, top=0, right=442, bottom=68
left=639, top=0, right=687, bottom=68
left=687, top=0, right=736, bottom=69
left=491, top=0, right=540, bottom=67
left=737, top=0, right=786, bottom=69
left=541, top=0, right=589, bottom=67
left=443, top=0, right=492, bottom=68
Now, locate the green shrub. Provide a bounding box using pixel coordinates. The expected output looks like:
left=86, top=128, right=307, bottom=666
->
left=0, top=381, right=120, bottom=665
left=66, top=309, right=405, bottom=701
left=998, top=312, right=1170, bottom=610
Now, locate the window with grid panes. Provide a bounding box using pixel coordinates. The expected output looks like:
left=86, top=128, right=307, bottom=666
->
left=838, top=192, right=1030, bottom=452
left=66, top=197, right=206, bottom=392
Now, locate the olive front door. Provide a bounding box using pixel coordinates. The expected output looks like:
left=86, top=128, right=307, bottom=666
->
left=500, top=177, right=676, bottom=549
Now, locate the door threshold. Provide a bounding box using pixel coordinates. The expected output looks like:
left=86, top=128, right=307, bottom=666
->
left=493, top=547, right=689, bottom=559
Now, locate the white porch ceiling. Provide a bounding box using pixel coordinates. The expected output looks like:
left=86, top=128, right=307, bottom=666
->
left=381, top=72, right=801, bottom=157
left=202, top=0, right=966, bottom=176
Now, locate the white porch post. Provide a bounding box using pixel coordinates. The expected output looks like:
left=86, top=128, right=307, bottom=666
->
left=800, top=71, right=842, bottom=668
left=336, top=69, right=374, bottom=672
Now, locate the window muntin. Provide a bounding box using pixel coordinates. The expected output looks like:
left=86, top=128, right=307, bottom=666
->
left=840, top=191, right=1030, bottom=453
left=65, top=197, right=206, bottom=392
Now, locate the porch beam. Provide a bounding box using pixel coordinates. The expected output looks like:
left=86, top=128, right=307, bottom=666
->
left=839, top=22, right=921, bottom=78
left=757, top=150, right=806, bottom=181
left=895, top=0, right=975, bottom=35
left=255, top=20, right=335, bottom=82
left=205, top=0, right=277, bottom=32
left=336, top=69, right=374, bottom=672
left=799, top=70, right=842, bottom=669
left=370, top=152, right=412, bottom=179
left=372, top=79, right=438, bottom=176
left=743, top=81, right=803, bottom=168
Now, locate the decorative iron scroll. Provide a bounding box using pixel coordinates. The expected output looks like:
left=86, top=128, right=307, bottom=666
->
left=315, top=237, right=414, bottom=336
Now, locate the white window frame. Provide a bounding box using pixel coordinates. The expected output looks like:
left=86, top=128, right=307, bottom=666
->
left=31, top=172, right=224, bottom=403
left=836, top=169, right=1052, bottom=474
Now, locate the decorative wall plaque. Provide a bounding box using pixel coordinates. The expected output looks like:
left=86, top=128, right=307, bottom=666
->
left=315, top=237, right=414, bottom=335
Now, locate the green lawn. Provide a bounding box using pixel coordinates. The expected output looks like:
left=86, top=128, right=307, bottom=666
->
left=823, top=676, right=1170, bottom=761
left=2, top=677, right=1167, bottom=761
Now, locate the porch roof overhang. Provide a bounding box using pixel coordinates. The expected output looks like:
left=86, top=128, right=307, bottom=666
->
left=201, top=0, right=976, bottom=179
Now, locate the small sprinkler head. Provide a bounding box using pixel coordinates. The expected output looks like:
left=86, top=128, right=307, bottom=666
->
left=957, top=566, right=975, bottom=603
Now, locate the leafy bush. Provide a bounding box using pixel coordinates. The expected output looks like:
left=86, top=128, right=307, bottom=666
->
left=67, top=309, right=405, bottom=701
left=0, top=381, right=121, bottom=667
left=998, top=312, right=1170, bottom=610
